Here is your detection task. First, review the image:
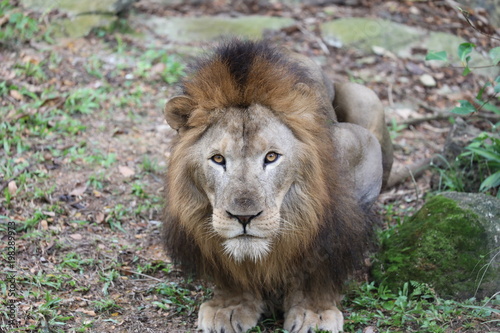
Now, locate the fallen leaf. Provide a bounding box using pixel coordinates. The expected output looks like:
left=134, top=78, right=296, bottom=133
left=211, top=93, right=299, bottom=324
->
left=8, top=181, right=17, bottom=196
left=22, top=55, right=41, bottom=65
left=70, top=182, right=87, bottom=196
left=76, top=308, right=96, bottom=316
left=363, top=327, right=376, bottom=333
left=0, top=16, right=8, bottom=26
left=95, top=211, right=105, bottom=223
left=119, top=165, right=135, bottom=177
left=39, top=220, right=48, bottom=230
left=69, top=233, right=82, bottom=240
left=9, top=90, right=23, bottom=101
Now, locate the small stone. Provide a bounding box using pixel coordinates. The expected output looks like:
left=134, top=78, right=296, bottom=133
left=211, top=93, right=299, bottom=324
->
left=419, top=74, right=437, bottom=87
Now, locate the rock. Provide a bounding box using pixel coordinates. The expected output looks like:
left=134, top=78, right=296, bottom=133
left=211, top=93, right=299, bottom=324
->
left=419, top=74, right=437, bottom=87
left=21, top=0, right=136, bottom=14
left=321, top=18, right=426, bottom=56
left=135, top=15, right=295, bottom=43
left=372, top=192, right=500, bottom=300
left=21, top=0, right=136, bottom=38
left=320, top=17, right=498, bottom=78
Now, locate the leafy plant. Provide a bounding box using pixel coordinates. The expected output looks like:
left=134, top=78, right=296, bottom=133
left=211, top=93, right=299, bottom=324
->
left=426, top=44, right=500, bottom=121
left=0, top=0, right=39, bottom=45
left=152, top=282, right=206, bottom=315
left=93, top=298, right=121, bottom=313
left=343, top=281, right=498, bottom=332
left=64, top=88, right=103, bottom=115
left=461, top=133, right=500, bottom=196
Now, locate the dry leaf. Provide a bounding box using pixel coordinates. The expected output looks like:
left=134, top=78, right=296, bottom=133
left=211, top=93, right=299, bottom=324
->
left=8, top=181, right=17, bottom=196
left=95, top=211, right=105, bottom=223
left=9, top=90, right=23, bottom=101
left=70, top=182, right=87, bottom=196
left=76, top=308, right=96, bottom=316
left=39, top=220, right=49, bottom=230
left=22, top=55, right=41, bottom=65
left=69, top=233, right=82, bottom=240
left=118, top=165, right=135, bottom=177
left=0, top=16, right=8, bottom=27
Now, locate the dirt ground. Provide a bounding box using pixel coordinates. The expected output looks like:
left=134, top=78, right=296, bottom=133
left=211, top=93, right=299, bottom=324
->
left=1, top=0, right=499, bottom=332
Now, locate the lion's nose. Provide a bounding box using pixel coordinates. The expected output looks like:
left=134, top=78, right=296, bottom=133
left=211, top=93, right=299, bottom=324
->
left=226, top=211, right=262, bottom=231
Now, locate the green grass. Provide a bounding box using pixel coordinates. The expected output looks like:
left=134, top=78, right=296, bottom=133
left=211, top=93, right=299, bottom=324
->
left=343, top=281, right=499, bottom=332
left=152, top=282, right=209, bottom=316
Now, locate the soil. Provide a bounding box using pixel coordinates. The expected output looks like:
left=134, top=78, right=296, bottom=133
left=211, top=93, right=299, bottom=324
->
left=1, top=0, right=499, bottom=332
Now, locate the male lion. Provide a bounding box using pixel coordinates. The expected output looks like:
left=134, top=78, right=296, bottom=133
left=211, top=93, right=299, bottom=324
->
left=162, top=40, right=392, bottom=333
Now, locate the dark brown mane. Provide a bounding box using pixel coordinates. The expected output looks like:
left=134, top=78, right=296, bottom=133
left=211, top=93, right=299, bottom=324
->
left=182, top=39, right=314, bottom=111
left=162, top=39, right=373, bottom=298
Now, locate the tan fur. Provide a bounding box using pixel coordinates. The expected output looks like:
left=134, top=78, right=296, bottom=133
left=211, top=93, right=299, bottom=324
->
left=162, top=40, right=392, bottom=333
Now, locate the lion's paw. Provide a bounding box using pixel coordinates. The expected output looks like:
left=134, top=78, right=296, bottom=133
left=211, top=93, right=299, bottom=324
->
left=197, top=295, right=263, bottom=333
left=284, top=305, right=344, bottom=333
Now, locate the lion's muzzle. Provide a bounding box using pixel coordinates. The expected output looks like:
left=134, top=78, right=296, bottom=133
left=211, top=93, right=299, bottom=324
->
left=226, top=211, right=263, bottom=234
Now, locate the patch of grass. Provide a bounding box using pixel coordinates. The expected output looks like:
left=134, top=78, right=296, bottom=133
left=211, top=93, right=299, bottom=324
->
left=140, top=155, right=160, bottom=174
left=432, top=133, right=500, bottom=196
left=137, top=261, right=172, bottom=275
left=31, top=293, right=71, bottom=332
left=14, top=60, right=47, bottom=83
left=100, top=269, right=120, bottom=296
left=59, top=252, right=95, bottom=273
left=87, top=171, right=106, bottom=189
left=105, top=204, right=128, bottom=232
left=343, top=281, right=498, bottom=332
left=152, top=282, right=207, bottom=316
left=65, top=87, right=103, bottom=115
left=93, top=298, right=122, bottom=313
left=133, top=48, right=185, bottom=84
left=131, top=182, right=148, bottom=198
left=15, top=210, right=47, bottom=231
left=388, top=117, right=407, bottom=141
left=0, top=0, right=39, bottom=45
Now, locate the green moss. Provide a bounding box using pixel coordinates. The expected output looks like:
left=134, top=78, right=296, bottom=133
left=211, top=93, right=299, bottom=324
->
left=373, top=195, right=492, bottom=299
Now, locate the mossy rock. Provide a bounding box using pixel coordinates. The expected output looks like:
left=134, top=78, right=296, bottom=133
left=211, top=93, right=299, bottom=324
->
left=373, top=192, right=500, bottom=300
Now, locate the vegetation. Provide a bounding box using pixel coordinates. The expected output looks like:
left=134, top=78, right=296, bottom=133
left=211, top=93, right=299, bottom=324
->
left=427, top=42, right=500, bottom=197
left=1, top=2, right=498, bottom=333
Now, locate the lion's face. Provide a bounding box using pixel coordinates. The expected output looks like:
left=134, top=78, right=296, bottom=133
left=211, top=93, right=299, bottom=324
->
left=192, top=104, right=301, bottom=262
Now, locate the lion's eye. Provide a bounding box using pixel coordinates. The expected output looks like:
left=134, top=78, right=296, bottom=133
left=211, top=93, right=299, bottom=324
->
left=264, top=152, right=280, bottom=165
left=211, top=154, right=226, bottom=166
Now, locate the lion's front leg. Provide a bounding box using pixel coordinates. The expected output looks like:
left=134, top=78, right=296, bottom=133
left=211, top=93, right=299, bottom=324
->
left=284, top=291, right=344, bottom=333
left=198, top=288, right=264, bottom=333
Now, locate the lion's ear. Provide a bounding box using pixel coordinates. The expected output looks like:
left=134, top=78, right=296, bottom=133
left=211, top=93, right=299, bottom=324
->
left=294, top=82, right=312, bottom=95
left=164, top=95, right=196, bottom=131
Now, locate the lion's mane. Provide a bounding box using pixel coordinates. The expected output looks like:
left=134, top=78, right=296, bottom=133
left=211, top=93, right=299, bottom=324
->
left=162, top=40, right=372, bottom=298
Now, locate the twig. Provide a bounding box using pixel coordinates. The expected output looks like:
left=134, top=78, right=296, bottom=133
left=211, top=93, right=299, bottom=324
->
left=395, top=114, right=452, bottom=126
left=296, top=24, right=330, bottom=55
left=386, top=155, right=439, bottom=189
left=387, top=83, right=394, bottom=107
left=391, top=96, right=500, bottom=127
left=444, top=0, right=500, bottom=40
left=409, top=96, right=443, bottom=114
left=117, top=268, right=164, bottom=282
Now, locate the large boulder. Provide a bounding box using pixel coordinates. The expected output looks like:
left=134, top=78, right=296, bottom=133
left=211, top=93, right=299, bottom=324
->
left=21, top=0, right=137, bottom=38
left=372, top=192, right=500, bottom=300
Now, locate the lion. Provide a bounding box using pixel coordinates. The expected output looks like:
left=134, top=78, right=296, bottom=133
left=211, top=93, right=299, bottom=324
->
left=162, top=40, right=393, bottom=333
